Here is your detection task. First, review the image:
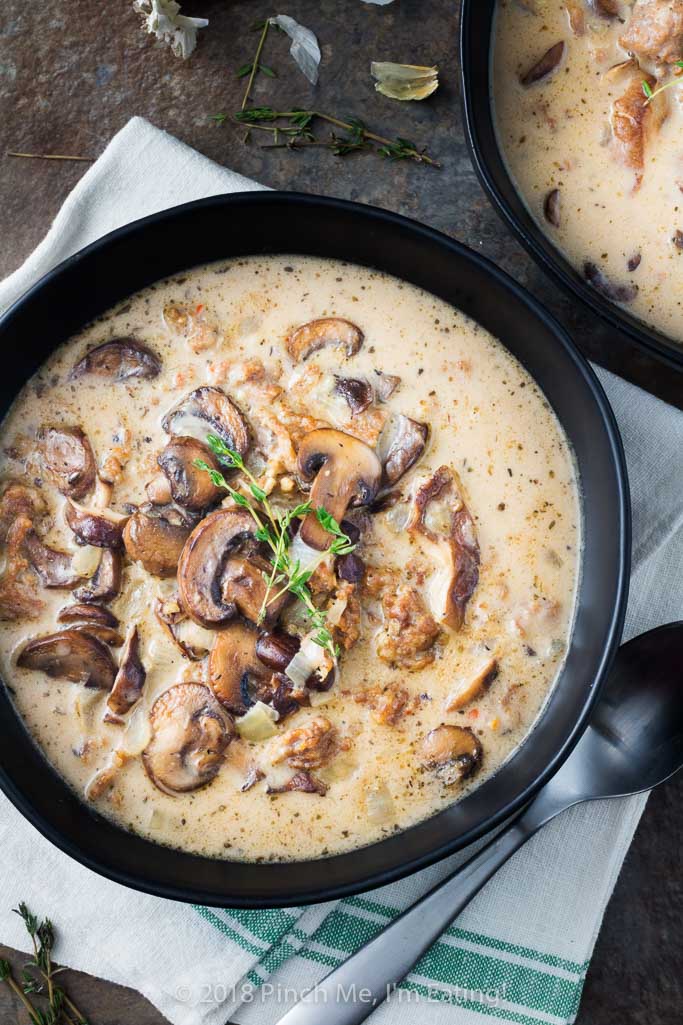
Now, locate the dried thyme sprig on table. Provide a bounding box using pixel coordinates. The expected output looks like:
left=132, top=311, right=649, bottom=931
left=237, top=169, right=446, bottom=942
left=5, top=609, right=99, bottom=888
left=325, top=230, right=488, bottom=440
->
left=195, top=434, right=356, bottom=659
left=0, top=902, right=89, bottom=1024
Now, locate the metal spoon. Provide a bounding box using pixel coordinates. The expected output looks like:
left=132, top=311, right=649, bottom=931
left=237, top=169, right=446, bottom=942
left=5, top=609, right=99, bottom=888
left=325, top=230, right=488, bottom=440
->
left=276, top=622, right=683, bottom=1025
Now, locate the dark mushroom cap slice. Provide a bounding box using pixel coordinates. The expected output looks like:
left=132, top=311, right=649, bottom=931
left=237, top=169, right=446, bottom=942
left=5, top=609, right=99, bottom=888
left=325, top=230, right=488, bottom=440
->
left=286, top=318, right=364, bottom=362
left=409, top=465, right=480, bottom=631
left=71, top=339, right=161, bottom=381
left=17, top=630, right=116, bottom=689
left=177, top=508, right=258, bottom=628
left=208, top=620, right=269, bottom=714
left=142, top=682, right=234, bottom=795
left=379, top=414, right=429, bottom=486
left=162, top=386, right=250, bottom=456
left=65, top=623, right=124, bottom=647
left=74, top=548, right=122, bottom=604
left=334, top=377, right=374, bottom=415
left=106, top=625, right=146, bottom=717
left=221, top=554, right=290, bottom=626
left=57, top=602, right=119, bottom=628
left=39, top=426, right=96, bottom=500
left=24, top=530, right=82, bottom=588
left=420, top=724, right=482, bottom=785
left=157, top=437, right=222, bottom=511
left=296, top=429, right=382, bottom=550
left=65, top=500, right=126, bottom=549
left=519, top=41, right=565, bottom=86
left=255, top=629, right=300, bottom=673
left=123, top=511, right=191, bottom=578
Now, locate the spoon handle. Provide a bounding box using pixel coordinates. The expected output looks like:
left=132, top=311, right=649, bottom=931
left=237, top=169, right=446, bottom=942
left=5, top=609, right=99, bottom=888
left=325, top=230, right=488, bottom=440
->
left=275, top=797, right=562, bottom=1025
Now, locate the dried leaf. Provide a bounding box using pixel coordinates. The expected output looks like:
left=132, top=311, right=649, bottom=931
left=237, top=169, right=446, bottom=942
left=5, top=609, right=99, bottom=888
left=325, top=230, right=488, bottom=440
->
left=133, top=0, right=208, bottom=60
left=360, top=0, right=395, bottom=5
left=371, top=62, right=439, bottom=101
left=269, top=15, right=321, bottom=85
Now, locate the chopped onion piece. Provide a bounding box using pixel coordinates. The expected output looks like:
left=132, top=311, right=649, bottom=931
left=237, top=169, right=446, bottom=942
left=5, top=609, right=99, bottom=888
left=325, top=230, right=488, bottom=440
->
left=119, top=705, right=153, bottom=756
left=285, top=648, right=317, bottom=688
left=71, top=544, right=101, bottom=578
left=364, top=781, right=395, bottom=824
left=236, top=701, right=279, bottom=742
left=288, top=532, right=327, bottom=574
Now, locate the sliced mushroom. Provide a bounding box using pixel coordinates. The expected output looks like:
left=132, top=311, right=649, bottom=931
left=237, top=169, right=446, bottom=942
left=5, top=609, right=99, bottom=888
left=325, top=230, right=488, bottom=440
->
left=74, top=549, right=122, bottom=603
left=334, top=377, right=374, bottom=415
left=221, top=554, right=289, bottom=625
left=420, top=724, right=482, bottom=785
left=39, top=426, right=96, bottom=500
left=543, top=188, right=561, bottom=228
left=583, top=262, right=639, bottom=303
left=71, top=339, right=161, bottom=381
left=266, top=771, right=328, bottom=796
left=142, top=682, right=234, bottom=794
left=177, top=508, right=259, bottom=627
left=157, top=437, right=222, bottom=511
left=123, top=511, right=190, bottom=578
left=208, top=621, right=269, bottom=713
left=65, top=500, right=126, bottom=549
left=286, top=318, right=364, bottom=362
left=106, top=626, right=146, bottom=718
left=162, top=386, right=250, bottom=456
left=374, top=371, right=401, bottom=402
left=17, top=630, right=116, bottom=689
left=592, top=0, right=620, bottom=16
left=296, top=429, right=382, bottom=550
left=379, top=415, right=429, bottom=486
left=256, top=629, right=301, bottom=672
left=57, top=602, right=119, bottom=628
left=445, top=657, right=499, bottom=712
left=66, top=623, right=124, bottom=647
left=519, top=41, right=565, bottom=86
left=408, top=466, right=480, bottom=630
left=24, top=530, right=82, bottom=588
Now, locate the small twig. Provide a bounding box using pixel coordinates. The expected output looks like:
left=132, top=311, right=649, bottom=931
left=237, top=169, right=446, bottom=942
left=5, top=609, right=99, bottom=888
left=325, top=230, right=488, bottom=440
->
left=7, top=151, right=94, bottom=162
left=0, top=961, right=41, bottom=1024
left=241, top=19, right=270, bottom=111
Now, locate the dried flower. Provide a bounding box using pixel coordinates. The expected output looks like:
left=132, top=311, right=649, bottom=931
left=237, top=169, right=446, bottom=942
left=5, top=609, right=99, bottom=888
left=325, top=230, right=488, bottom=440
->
left=270, top=15, right=321, bottom=85
left=133, top=0, right=208, bottom=60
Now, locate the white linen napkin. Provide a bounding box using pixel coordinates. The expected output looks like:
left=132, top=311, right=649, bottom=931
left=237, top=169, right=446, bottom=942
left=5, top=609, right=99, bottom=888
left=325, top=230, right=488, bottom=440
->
left=0, top=117, right=681, bottom=1025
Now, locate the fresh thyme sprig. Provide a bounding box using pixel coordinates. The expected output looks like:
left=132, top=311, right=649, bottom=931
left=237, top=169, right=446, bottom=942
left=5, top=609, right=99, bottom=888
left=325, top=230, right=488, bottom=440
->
left=0, top=902, right=89, bottom=1024
left=239, top=19, right=276, bottom=112
left=195, top=435, right=356, bottom=659
left=642, top=60, right=683, bottom=104
left=228, top=107, right=439, bottom=166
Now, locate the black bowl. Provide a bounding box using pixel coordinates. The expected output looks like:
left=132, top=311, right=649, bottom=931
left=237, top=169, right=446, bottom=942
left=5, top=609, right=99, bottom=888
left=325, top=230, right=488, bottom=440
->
left=460, top=0, right=683, bottom=374
left=0, top=193, right=630, bottom=907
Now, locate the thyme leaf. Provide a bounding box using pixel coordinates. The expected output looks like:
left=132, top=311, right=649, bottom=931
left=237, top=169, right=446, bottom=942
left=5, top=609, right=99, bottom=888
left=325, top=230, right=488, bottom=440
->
left=642, top=60, right=683, bottom=104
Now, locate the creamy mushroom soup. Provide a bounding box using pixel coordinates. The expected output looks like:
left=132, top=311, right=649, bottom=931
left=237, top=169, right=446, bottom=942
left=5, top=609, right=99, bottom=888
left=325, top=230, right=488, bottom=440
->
left=493, top=0, right=683, bottom=343
left=0, top=256, right=580, bottom=861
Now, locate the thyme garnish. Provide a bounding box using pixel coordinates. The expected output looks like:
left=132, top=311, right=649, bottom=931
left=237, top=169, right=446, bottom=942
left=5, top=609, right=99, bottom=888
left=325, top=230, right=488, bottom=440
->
left=642, top=60, right=683, bottom=104
left=0, top=902, right=89, bottom=1024
left=195, top=435, right=355, bottom=659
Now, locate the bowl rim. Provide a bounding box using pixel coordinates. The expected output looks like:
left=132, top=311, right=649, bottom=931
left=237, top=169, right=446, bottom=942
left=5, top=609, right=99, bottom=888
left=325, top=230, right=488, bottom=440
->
left=0, top=191, right=631, bottom=906
left=459, top=0, right=683, bottom=373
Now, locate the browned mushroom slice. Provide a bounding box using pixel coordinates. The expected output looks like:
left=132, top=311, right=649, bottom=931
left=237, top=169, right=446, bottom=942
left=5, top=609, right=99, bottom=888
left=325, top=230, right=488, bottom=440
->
left=208, top=621, right=269, bottom=713
left=71, top=339, right=161, bottom=381
left=142, top=683, right=234, bottom=795
left=66, top=623, right=124, bottom=647
left=24, top=530, right=82, bottom=588
left=543, top=188, right=561, bottom=228
left=57, top=602, right=119, bottom=628
left=0, top=482, right=46, bottom=541
left=221, top=554, right=289, bottom=626
left=519, top=41, right=565, bottom=86
left=74, top=549, right=122, bottom=603
left=296, top=429, right=382, bottom=550
left=379, top=414, right=429, bottom=486
left=123, top=511, right=190, bottom=578
left=445, top=657, right=499, bottom=712
left=157, top=437, right=222, bottom=511
left=408, top=466, right=480, bottom=630
left=420, top=724, right=482, bottom=785
left=266, top=771, right=328, bottom=796
left=374, top=371, right=401, bottom=402
left=255, top=629, right=301, bottom=672
left=583, top=262, right=639, bottom=304
left=162, top=386, right=250, bottom=456
left=17, top=630, right=116, bottom=689
left=39, top=426, right=96, bottom=500
left=177, top=508, right=260, bottom=627
left=334, top=377, right=374, bottom=415
left=65, top=501, right=126, bottom=549
left=106, top=626, right=146, bottom=718
left=286, top=318, right=364, bottom=362
left=565, top=0, right=585, bottom=34
left=241, top=765, right=266, bottom=791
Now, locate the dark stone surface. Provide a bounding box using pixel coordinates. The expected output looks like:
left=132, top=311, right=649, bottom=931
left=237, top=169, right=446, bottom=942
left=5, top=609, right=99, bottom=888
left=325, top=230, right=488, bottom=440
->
left=0, top=1, right=681, bottom=1022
